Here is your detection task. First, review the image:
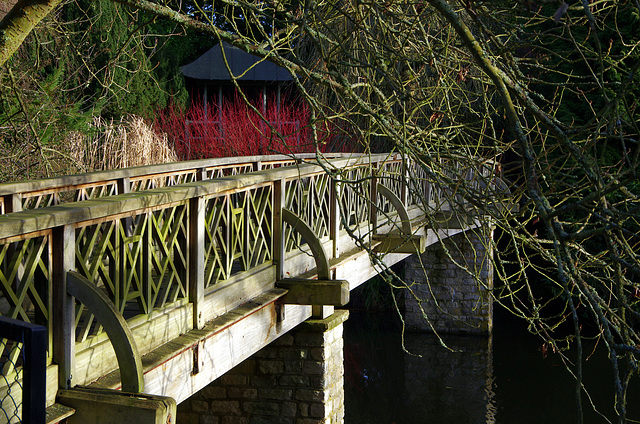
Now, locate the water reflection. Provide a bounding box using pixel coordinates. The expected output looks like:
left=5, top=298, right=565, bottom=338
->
left=344, top=310, right=496, bottom=424
left=344, top=308, right=640, bottom=424
left=402, top=334, right=496, bottom=423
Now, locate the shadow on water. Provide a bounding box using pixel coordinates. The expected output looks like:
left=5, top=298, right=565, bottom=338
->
left=343, top=307, right=640, bottom=424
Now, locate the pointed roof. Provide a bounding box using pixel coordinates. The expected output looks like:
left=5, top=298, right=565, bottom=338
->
left=180, top=42, right=292, bottom=82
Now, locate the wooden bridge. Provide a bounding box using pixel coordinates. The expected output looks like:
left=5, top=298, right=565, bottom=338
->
left=0, top=153, right=501, bottom=423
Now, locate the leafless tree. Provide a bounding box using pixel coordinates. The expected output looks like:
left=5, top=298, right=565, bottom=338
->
left=1, top=0, right=639, bottom=421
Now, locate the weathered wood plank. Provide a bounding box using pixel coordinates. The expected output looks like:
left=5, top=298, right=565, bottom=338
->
left=45, top=402, right=75, bottom=424
left=275, top=279, right=350, bottom=306
left=372, top=234, right=426, bottom=254
left=89, top=289, right=311, bottom=405
left=52, top=225, right=75, bottom=389
left=57, top=387, right=175, bottom=424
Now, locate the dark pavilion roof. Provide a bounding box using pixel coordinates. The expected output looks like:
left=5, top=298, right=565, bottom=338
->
left=180, top=42, right=292, bottom=82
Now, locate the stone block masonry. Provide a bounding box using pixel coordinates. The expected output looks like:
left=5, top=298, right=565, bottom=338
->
left=178, top=310, right=348, bottom=424
left=404, top=227, right=494, bottom=334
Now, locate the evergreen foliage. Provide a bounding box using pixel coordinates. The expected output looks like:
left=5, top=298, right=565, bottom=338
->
left=0, top=0, right=211, bottom=179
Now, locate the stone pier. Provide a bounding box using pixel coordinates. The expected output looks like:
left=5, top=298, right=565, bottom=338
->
left=177, top=310, right=348, bottom=424
left=404, top=227, right=494, bottom=334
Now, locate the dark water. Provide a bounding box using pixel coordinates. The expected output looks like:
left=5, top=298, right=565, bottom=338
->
left=343, top=307, right=640, bottom=424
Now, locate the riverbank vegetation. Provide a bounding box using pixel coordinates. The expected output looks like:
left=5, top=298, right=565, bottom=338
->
left=1, top=0, right=639, bottom=422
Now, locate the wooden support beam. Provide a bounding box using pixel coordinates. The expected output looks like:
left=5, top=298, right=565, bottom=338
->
left=372, top=234, right=426, bottom=254
left=376, top=183, right=412, bottom=234
left=282, top=208, right=330, bottom=280
left=430, top=211, right=477, bottom=229
left=57, top=387, right=175, bottom=424
left=275, top=279, right=349, bottom=306
left=67, top=271, right=144, bottom=394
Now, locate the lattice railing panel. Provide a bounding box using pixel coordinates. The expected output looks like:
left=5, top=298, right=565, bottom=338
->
left=148, top=204, right=189, bottom=309
left=284, top=173, right=332, bottom=252
left=74, top=204, right=189, bottom=342
left=74, top=183, right=118, bottom=203
left=21, top=183, right=120, bottom=210
left=202, top=187, right=267, bottom=289
left=0, top=233, right=51, bottom=364
left=230, top=164, right=255, bottom=176
left=424, top=161, right=441, bottom=208
left=74, top=221, right=117, bottom=341
left=203, top=195, right=231, bottom=289
left=406, top=160, right=430, bottom=208
left=206, top=164, right=256, bottom=180
left=377, top=160, right=404, bottom=221
left=22, top=194, right=58, bottom=210
left=260, top=160, right=297, bottom=170
left=283, top=179, right=301, bottom=252
left=130, top=171, right=199, bottom=192
left=339, top=166, right=371, bottom=230
left=438, top=158, right=463, bottom=209
left=246, top=185, right=273, bottom=269
left=228, top=192, right=248, bottom=276
left=164, top=171, right=200, bottom=187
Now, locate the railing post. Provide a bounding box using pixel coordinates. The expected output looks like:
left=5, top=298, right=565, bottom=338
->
left=369, top=162, right=379, bottom=233
left=4, top=194, right=25, bottom=290
left=52, top=224, right=75, bottom=389
left=242, top=191, right=250, bottom=271
left=329, top=176, right=340, bottom=259
left=143, top=213, right=152, bottom=313
left=117, top=177, right=130, bottom=195
left=401, top=154, right=409, bottom=207
left=22, top=320, right=47, bottom=424
left=189, top=196, right=205, bottom=330
left=196, top=167, right=207, bottom=181
left=273, top=178, right=286, bottom=281
left=2, top=193, right=22, bottom=213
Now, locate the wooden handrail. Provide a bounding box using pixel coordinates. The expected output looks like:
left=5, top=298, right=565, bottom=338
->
left=0, top=154, right=394, bottom=240
left=0, top=153, right=351, bottom=213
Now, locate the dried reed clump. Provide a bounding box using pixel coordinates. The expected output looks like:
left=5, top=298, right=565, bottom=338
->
left=69, top=115, right=177, bottom=172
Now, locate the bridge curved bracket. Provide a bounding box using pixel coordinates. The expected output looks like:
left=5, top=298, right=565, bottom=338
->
left=282, top=208, right=330, bottom=280
left=377, top=183, right=412, bottom=235
left=67, top=271, right=144, bottom=393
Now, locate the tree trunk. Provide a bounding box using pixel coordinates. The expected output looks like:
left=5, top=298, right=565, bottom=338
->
left=0, top=0, right=62, bottom=67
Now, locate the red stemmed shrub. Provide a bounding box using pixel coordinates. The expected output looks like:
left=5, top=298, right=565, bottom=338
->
left=154, top=92, right=357, bottom=160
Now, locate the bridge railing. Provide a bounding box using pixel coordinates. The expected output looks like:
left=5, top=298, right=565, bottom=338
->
left=0, top=154, right=417, bottom=402
left=0, top=154, right=350, bottom=214
left=0, top=152, right=501, bottom=408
